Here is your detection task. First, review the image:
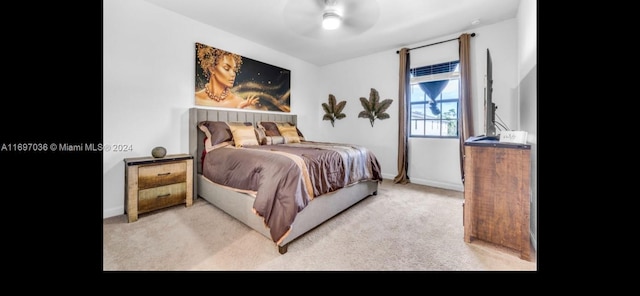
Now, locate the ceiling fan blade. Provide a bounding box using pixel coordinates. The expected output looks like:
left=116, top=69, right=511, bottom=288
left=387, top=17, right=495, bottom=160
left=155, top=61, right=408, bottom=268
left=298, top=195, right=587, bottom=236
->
left=342, top=15, right=375, bottom=31
left=342, top=0, right=380, bottom=28
left=283, top=0, right=323, bottom=36
left=284, top=0, right=325, bottom=15
left=283, top=0, right=381, bottom=38
left=286, top=14, right=320, bottom=35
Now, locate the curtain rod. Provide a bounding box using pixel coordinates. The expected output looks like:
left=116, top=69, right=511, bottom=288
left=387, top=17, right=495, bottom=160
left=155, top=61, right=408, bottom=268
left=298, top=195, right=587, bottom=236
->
left=396, top=33, right=475, bottom=54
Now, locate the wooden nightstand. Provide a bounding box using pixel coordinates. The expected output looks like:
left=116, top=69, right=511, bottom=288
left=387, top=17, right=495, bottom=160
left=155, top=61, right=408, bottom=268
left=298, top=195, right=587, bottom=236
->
left=124, top=154, right=193, bottom=222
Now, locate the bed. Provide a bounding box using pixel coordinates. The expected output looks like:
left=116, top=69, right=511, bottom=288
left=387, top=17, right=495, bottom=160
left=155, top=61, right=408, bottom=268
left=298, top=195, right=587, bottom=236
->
left=188, top=108, right=382, bottom=254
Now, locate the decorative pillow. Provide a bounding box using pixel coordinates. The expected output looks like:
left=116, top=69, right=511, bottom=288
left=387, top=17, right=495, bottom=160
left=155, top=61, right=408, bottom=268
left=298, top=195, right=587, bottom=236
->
left=276, top=122, right=305, bottom=141
left=277, top=124, right=301, bottom=143
left=296, top=127, right=305, bottom=141
left=258, top=121, right=305, bottom=142
left=258, top=121, right=281, bottom=137
left=263, top=136, right=285, bottom=145
left=198, top=121, right=233, bottom=152
left=254, top=126, right=266, bottom=145
left=227, top=122, right=259, bottom=147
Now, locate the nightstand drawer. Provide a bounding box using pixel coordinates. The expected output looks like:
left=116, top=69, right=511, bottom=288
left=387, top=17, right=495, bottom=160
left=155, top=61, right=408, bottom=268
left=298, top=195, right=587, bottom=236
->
left=138, top=162, right=187, bottom=189
left=138, top=182, right=187, bottom=213
left=125, top=154, right=193, bottom=222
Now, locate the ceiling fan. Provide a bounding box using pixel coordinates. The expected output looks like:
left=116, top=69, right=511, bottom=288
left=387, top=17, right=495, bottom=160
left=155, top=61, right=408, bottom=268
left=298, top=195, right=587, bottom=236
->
left=283, top=0, right=381, bottom=38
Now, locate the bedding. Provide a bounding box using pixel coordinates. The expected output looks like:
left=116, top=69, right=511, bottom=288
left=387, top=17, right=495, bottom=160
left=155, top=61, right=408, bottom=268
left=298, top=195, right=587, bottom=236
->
left=263, top=136, right=285, bottom=145
left=257, top=121, right=305, bottom=143
left=201, top=140, right=382, bottom=245
left=227, top=122, right=260, bottom=147
left=257, top=121, right=281, bottom=137
left=276, top=124, right=301, bottom=143
left=198, top=121, right=233, bottom=152
left=190, top=108, right=381, bottom=254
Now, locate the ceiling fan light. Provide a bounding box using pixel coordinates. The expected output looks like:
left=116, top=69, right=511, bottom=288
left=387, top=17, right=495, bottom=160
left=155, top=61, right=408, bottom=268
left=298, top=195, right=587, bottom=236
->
left=322, top=12, right=341, bottom=30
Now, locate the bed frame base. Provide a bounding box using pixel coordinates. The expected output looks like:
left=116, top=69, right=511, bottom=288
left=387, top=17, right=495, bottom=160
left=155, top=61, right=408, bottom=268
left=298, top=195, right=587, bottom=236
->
left=189, top=108, right=380, bottom=254
left=197, top=174, right=379, bottom=254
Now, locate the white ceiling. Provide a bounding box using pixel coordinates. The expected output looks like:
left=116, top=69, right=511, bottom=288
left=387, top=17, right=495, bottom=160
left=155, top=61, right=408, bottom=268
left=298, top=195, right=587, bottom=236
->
left=144, top=0, right=520, bottom=66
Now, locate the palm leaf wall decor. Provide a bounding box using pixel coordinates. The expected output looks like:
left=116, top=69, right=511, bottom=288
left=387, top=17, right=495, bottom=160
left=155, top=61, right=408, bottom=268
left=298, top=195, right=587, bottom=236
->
left=322, top=94, right=347, bottom=127
left=358, top=88, right=393, bottom=127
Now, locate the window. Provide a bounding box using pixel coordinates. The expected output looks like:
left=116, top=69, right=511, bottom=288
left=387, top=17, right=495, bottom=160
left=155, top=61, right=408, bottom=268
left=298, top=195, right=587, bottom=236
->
left=409, top=61, right=459, bottom=138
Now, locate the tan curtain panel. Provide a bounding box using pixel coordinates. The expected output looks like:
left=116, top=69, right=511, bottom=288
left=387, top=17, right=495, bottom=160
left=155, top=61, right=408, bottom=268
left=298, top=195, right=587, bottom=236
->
left=394, top=47, right=410, bottom=184
left=458, top=33, right=474, bottom=183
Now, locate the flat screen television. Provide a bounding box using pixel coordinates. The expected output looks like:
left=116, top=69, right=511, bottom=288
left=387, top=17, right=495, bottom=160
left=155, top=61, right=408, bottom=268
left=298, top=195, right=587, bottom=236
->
left=484, top=48, right=497, bottom=137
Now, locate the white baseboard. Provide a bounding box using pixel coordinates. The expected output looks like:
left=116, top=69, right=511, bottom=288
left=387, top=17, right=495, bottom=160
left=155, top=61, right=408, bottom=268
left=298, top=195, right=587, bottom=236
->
left=408, top=178, right=464, bottom=192
left=381, top=174, right=464, bottom=192
left=103, top=206, right=124, bottom=219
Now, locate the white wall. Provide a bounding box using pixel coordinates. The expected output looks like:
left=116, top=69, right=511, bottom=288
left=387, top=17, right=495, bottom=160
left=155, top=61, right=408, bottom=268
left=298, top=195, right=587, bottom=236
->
left=317, top=51, right=399, bottom=182
left=103, top=0, right=320, bottom=217
left=103, top=0, right=526, bottom=218
left=319, top=20, right=519, bottom=192
left=471, top=21, right=519, bottom=135
left=517, top=0, right=537, bottom=249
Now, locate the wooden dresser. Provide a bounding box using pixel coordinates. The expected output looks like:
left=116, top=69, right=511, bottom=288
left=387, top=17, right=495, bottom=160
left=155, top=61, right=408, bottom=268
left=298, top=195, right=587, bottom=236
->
left=463, top=139, right=532, bottom=261
left=124, top=154, right=193, bottom=222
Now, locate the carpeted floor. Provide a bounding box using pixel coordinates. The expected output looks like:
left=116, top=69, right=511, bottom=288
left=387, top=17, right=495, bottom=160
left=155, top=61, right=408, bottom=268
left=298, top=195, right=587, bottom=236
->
left=103, top=179, right=536, bottom=271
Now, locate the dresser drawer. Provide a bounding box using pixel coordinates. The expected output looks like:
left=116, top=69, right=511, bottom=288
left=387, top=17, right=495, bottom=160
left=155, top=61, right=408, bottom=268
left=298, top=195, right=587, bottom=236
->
left=138, top=182, right=187, bottom=213
left=138, top=162, right=186, bottom=189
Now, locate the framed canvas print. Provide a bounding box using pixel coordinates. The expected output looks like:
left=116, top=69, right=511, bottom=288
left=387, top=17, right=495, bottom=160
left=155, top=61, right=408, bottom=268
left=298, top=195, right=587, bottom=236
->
left=195, top=42, right=291, bottom=112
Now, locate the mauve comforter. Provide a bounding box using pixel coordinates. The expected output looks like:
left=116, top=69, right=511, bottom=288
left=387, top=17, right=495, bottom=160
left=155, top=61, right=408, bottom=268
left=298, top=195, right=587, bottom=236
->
left=202, top=141, right=382, bottom=244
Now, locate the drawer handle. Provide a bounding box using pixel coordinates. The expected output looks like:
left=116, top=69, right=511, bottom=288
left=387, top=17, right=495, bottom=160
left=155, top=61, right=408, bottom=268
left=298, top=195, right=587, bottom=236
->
left=157, top=193, right=171, bottom=198
left=157, top=172, right=171, bottom=176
